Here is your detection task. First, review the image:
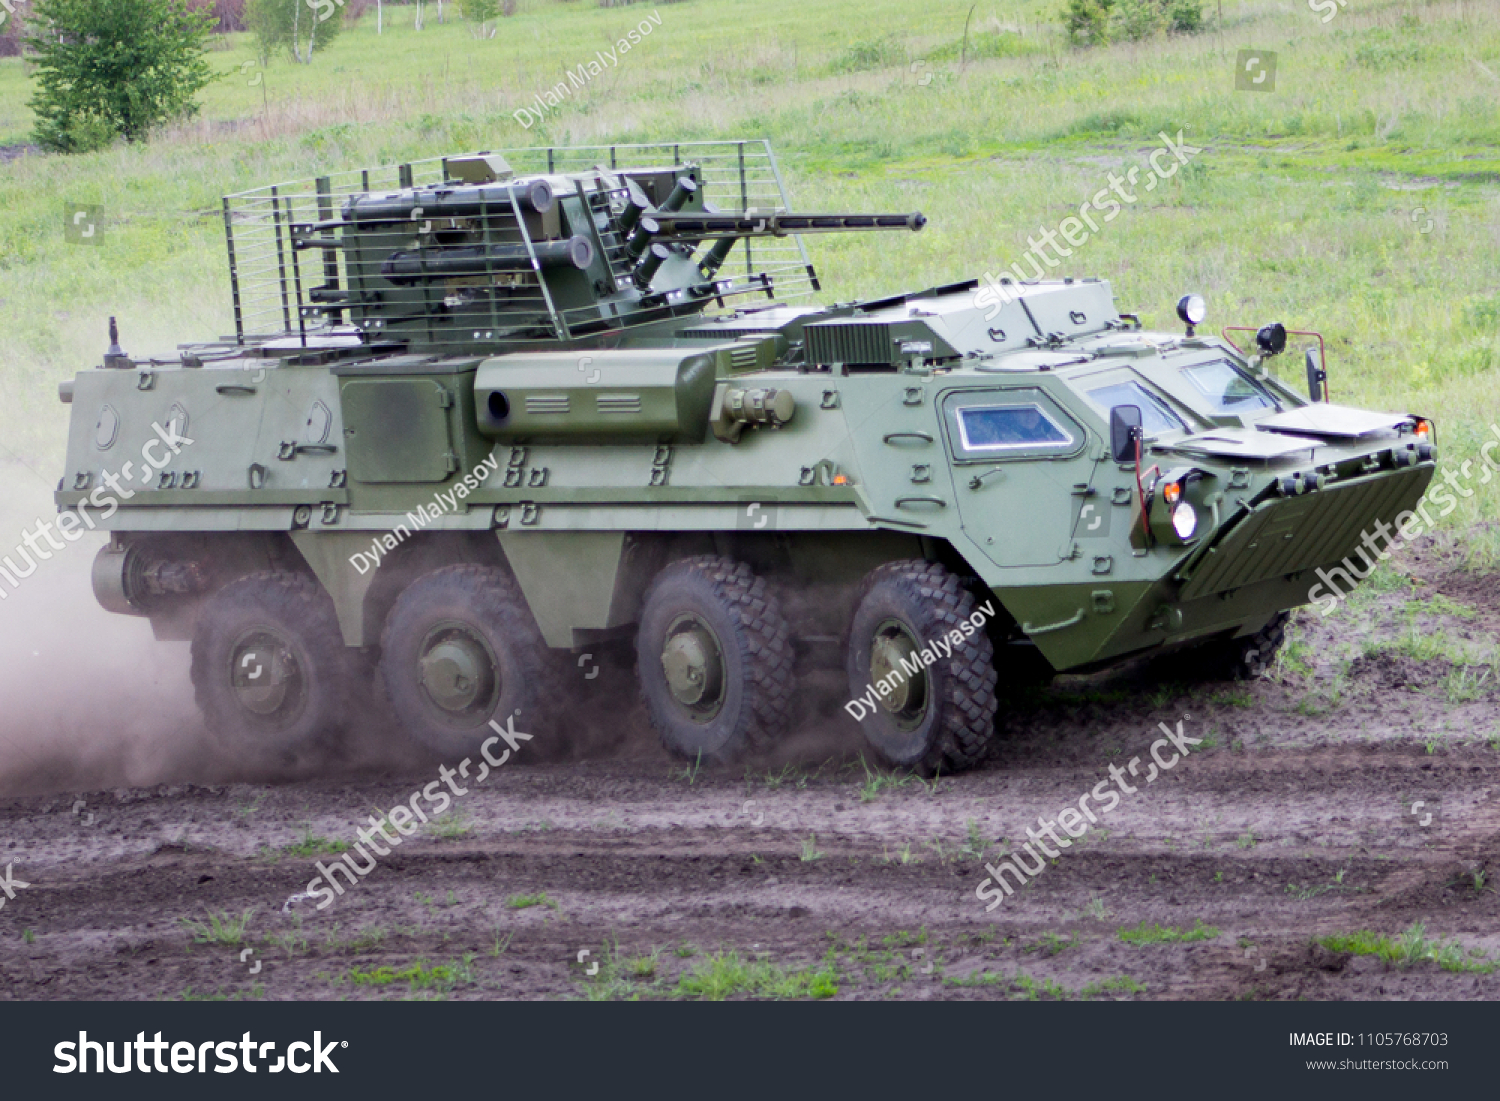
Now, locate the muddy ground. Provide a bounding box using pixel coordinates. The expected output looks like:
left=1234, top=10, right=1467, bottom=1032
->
left=0, top=535, right=1497, bottom=1001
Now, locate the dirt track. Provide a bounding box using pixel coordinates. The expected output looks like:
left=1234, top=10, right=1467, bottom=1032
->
left=1, top=538, right=1497, bottom=1001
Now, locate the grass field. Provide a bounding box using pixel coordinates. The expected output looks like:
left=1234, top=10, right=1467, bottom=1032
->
left=1, top=0, right=1497, bottom=552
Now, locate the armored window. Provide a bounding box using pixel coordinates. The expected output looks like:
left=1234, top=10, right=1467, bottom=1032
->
left=955, top=403, right=1073, bottom=452
left=1086, top=381, right=1186, bottom=436
left=1181, top=360, right=1277, bottom=416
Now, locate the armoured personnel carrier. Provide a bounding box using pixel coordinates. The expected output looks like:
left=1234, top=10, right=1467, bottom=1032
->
left=57, top=140, right=1437, bottom=772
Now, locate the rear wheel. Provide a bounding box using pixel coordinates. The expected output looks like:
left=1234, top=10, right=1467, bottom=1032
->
left=636, top=556, right=794, bottom=764
left=378, top=564, right=563, bottom=761
left=190, top=570, right=355, bottom=766
left=845, top=560, right=999, bottom=774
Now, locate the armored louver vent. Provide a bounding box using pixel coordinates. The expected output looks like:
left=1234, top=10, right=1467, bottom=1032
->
left=804, top=321, right=899, bottom=366
left=729, top=344, right=760, bottom=371
left=596, top=394, right=643, bottom=413
left=525, top=395, right=570, bottom=415
left=676, top=328, right=781, bottom=340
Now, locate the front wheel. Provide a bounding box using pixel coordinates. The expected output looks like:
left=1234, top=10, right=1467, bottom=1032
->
left=636, top=556, right=795, bottom=764
left=845, top=560, right=999, bottom=774
left=1182, top=610, right=1292, bottom=681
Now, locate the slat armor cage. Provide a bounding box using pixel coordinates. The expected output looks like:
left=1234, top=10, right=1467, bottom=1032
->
left=220, top=140, right=818, bottom=351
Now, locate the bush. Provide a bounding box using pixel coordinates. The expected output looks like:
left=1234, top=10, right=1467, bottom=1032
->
left=459, top=0, right=514, bottom=33
left=1166, top=0, right=1203, bottom=33
left=1064, top=0, right=1114, bottom=47
left=829, top=36, right=906, bottom=74
left=245, top=0, right=344, bottom=64
left=1063, top=0, right=1203, bottom=46
left=25, top=0, right=217, bottom=152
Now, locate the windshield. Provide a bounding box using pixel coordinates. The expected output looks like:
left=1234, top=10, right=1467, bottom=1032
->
left=1086, top=381, right=1186, bottom=436
left=1181, top=360, right=1277, bottom=416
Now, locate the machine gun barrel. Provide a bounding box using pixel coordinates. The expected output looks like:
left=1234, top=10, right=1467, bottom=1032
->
left=645, top=211, right=926, bottom=240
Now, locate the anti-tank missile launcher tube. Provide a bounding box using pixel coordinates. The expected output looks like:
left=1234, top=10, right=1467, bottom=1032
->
left=632, top=243, right=672, bottom=289
left=616, top=178, right=652, bottom=236
left=698, top=236, right=739, bottom=278
left=343, top=179, right=557, bottom=223
left=379, top=236, right=595, bottom=285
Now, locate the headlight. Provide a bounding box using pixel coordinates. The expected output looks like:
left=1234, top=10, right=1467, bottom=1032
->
left=1176, top=294, right=1206, bottom=327
left=1171, top=501, right=1197, bottom=541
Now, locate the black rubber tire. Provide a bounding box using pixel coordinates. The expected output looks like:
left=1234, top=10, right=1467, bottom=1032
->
left=378, top=564, right=564, bottom=761
left=1183, top=610, right=1292, bottom=681
left=190, top=570, right=355, bottom=766
left=635, top=555, right=795, bottom=764
left=845, top=560, right=999, bottom=774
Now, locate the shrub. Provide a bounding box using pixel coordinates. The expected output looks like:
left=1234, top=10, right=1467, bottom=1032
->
left=829, top=36, right=906, bottom=74
left=1064, top=0, right=1114, bottom=47
left=245, top=0, right=344, bottom=63
left=25, top=0, right=217, bottom=152
left=1063, top=0, right=1204, bottom=46
left=459, top=0, right=514, bottom=34
left=1166, top=0, right=1203, bottom=33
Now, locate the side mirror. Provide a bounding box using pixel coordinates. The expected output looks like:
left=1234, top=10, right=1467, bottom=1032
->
left=1110, top=405, right=1144, bottom=464
left=1305, top=347, right=1326, bottom=403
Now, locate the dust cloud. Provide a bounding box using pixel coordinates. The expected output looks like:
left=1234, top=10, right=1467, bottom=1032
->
left=0, top=470, right=225, bottom=798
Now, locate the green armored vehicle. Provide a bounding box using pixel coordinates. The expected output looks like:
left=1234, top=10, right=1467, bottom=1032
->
left=58, top=140, right=1437, bottom=773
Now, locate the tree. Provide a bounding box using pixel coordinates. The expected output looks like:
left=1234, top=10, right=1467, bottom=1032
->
left=460, top=0, right=504, bottom=36
left=25, top=0, right=217, bottom=153
left=245, top=0, right=344, bottom=64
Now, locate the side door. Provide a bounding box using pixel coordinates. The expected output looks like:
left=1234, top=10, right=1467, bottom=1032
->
left=941, top=386, right=1095, bottom=569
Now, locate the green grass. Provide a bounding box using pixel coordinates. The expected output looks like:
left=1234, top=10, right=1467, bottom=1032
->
left=505, top=891, right=559, bottom=910
left=1, top=0, right=1499, bottom=537
left=324, top=924, right=388, bottom=952
left=943, top=969, right=1070, bottom=999
left=1117, top=918, right=1219, bottom=945
left=1079, top=975, right=1147, bottom=997
left=347, top=957, right=476, bottom=993
left=881, top=928, right=929, bottom=949
left=1024, top=931, right=1080, bottom=956
left=1285, top=868, right=1358, bottom=901
left=279, top=828, right=351, bottom=858
left=180, top=909, right=254, bottom=946
left=426, top=809, right=474, bottom=841
left=857, top=756, right=913, bottom=802
left=670, top=751, right=704, bottom=786
left=675, top=951, right=840, bottom=1000
left=1316, top=922, right=1497, bottom=973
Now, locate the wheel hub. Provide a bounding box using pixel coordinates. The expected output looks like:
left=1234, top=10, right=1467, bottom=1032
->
left=229, top=630, right=302, bottom=717
left=661, top=614, right=726, bottom=719
left=417, top=625, right=499, bottom=715
left=869, top=620, right=927, bottom=729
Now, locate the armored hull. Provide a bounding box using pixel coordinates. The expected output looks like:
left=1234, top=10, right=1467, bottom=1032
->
left=59, top=140, right=1436, bottom=772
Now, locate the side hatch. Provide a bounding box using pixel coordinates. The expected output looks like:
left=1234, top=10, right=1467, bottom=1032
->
left=942, top=386, right=1094, bottom=568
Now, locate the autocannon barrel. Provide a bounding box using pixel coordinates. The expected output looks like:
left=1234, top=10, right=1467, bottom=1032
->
left=644, top=211, right=926, bottom=240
